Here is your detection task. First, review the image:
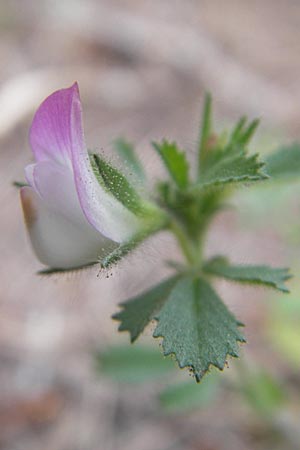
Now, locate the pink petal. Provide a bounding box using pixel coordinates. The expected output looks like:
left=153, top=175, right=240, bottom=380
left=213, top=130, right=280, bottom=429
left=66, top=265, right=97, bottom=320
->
left=29, top=83, right=80, bottom=166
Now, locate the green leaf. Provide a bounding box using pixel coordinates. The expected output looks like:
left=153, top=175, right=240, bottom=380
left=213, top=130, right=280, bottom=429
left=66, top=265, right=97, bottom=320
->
left=114, top=276, right=245, bottom=382
left=227, top=116, right=247, bottom=148
left=159, top=373, right=219, bottom=412
left=196, top=110, right=263, bottom=189
left=114, top=138, right=145, bottom=182
left=237, top=119, right=260, bottom=147
left=91, top=153, right=145, bottom=215
left=203, top=256, right=291, bottom=293
left=95, top=344, right=175, bottom=383
left=153, top=140, right=189, bottom=189
left=265, top=143, right=300, bottom=180
left=113, top=276, right=180, bottom=342
left=153, top=277, right=245, bottom=382
left=193, top=149, right=267, bottom=191
left=226, top=117, right=259, bottom=149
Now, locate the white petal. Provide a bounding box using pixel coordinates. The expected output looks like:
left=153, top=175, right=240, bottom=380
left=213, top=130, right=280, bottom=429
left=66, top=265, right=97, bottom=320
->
left=28, top=160, right=87, bottom=226
left=20, top=187, right=116, bottom=269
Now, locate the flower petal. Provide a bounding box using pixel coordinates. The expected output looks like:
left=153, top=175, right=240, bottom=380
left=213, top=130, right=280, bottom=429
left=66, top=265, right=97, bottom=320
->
left=20, top=186, right=116, bottom=269
left=27, top=160, right=86, bottom=225
left=29, top=83, right=80, bottom=166
left=70, top=91, right=143, bottom=242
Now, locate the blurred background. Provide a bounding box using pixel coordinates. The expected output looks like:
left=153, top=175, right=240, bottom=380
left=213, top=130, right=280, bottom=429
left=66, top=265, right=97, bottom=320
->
left=1, top=1, right=300, bottom=449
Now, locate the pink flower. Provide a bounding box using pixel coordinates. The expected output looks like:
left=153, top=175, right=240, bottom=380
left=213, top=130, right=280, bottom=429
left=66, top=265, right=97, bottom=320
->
left=20, top=83, right=143, bottom=269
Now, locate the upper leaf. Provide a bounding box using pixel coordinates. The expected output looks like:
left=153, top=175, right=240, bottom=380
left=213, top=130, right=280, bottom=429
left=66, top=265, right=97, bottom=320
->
left=193, top=149, right=267, bottom=191
left=265, top=143, right=300, bottom=180
left=114, top=275, right=245, bottom=382
left=203, top=256, right=291, bottom=293
left=226, top=118, right=260, bottom=149
left=153, top=140, right=189, bottom=189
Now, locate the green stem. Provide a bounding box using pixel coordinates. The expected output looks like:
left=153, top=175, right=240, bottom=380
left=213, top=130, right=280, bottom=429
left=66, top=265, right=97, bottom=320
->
left=170, top=221, right=202, bottom=268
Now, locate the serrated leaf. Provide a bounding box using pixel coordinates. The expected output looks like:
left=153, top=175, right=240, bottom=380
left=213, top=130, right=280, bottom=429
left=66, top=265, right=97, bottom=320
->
left=113, top=276, right=179, bottom=342
left=114, top=138, right=145, bottom=182
left=114, top=276, right=245, bottom=382
left=96, top=344, right=175, bottom=383
left=237, top=119, right=260, bottom=147
left=153, top=277, right=245, bottom=382
left=193, top=150, right=267, bottom=191
left=227, top=116, right=247, bottom=148
left=203, top=257, right=291, bottom=293
left=265, top=143, right=300, bottom=180
left=225, top=117, right=259, bottom=150
left=153, top=140, right=189, bottom=189
left=91, top=153, right=145, bottom=215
